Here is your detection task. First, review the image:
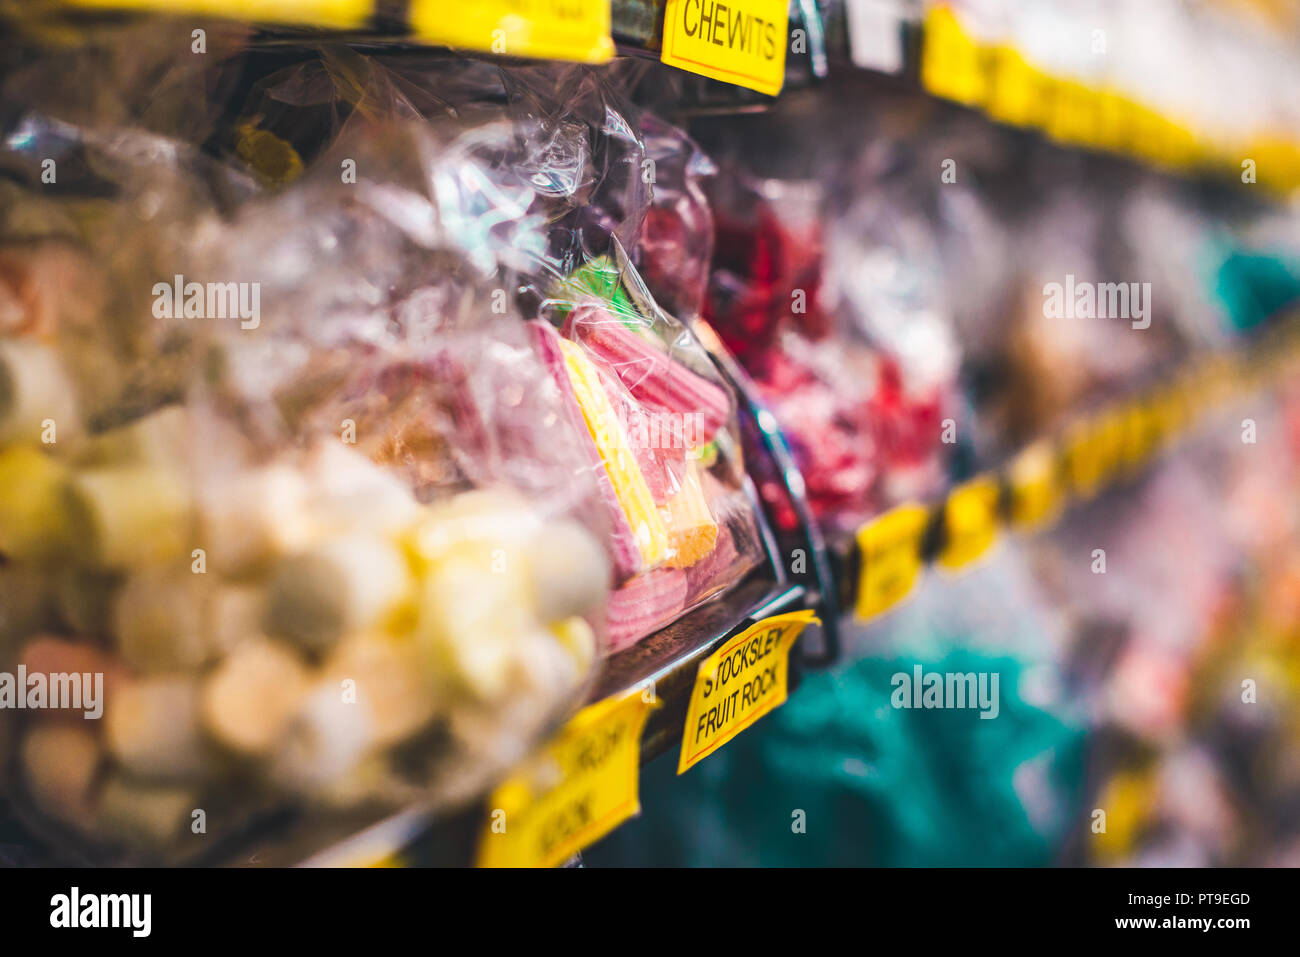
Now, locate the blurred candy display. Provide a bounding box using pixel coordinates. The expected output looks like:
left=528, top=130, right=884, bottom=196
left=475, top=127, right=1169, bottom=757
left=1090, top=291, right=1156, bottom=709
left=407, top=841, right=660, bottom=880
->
left=0, top=120, right=620, bottom=859
left=0, top=26, right=772, bottom=863
left=1, top=2, right=1300, bottom=872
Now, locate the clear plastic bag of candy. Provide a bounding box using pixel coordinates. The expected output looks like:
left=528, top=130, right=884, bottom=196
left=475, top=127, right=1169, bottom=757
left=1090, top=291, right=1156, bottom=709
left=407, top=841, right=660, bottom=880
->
left=531, top=244, right=766, bottom=652
left=0, top=94, right=615, bottom=860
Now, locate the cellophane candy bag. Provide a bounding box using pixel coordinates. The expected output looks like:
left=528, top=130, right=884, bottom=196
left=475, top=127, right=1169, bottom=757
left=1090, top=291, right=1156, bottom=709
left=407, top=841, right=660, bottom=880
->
left=533, top=251, right=765, bottom=653
left=391, top=59, right=768, bottom=654
left=701, top=165, right=958, bottom=534
left=0, top=99, right=614, bottom=860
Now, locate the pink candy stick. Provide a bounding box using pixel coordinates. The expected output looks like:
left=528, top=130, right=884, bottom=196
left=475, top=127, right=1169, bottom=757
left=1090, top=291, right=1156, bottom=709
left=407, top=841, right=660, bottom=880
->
left=564, top=305, right=731, bottom=446
left=605, top=567, right=689, bottom=653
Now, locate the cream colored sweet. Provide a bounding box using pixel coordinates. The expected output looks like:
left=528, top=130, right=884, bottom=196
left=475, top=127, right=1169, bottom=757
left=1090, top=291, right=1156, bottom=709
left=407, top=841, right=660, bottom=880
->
left=196, top=464, right=315, bottom=576
left=113, top=565, right=217, bottom=673
left=264, top=534, right=414, bottom=652
left=104, top=677, right=213, bottom=781
left=267, top=680, right=377, bottom=795
left=300, top=442, right=423, bottom=539
left=319, top=633, right=437, bottom=749
left=527, top=519, right=612, bottom=623
left=66, top=466, right=195, bottom=569
left=206, top=584, right=267, bottom=657
left=0, top=339, right=81, bottom=446
left=200, top=638, right=311, bottom=757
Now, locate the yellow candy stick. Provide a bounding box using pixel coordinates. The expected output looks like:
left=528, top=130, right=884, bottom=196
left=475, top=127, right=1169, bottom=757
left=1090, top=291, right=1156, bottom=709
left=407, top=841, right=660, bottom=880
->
left=558, top=340, right=668, bottom=566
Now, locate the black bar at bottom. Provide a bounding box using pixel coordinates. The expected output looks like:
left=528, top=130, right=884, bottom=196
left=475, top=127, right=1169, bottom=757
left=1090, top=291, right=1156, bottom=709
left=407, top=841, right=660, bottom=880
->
left=0, top=865, right=1281, bottom=942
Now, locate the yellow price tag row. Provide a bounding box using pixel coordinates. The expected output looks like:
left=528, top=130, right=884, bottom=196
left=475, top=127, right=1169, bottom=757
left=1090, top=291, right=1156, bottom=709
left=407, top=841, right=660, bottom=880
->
left=919, top=5, right=984, bottom=107
left=853, top=318, right=1300, bottom=623
left=937, top=474, right=1000, bottom=571
left=476, top=609, right=820, bottom=864
left=1006, top=440, right=1062, bottom=532
left=919, top=4, right=1300, bottom=191
left=66, top=0, right=372, bottom=27
left=984, top=45, right=1048, bottom=131
left=411, top=0, right=613, bottom=64
left=64, top=0, right=616, bottom=63
left=854, top=503, right=931, bottom=620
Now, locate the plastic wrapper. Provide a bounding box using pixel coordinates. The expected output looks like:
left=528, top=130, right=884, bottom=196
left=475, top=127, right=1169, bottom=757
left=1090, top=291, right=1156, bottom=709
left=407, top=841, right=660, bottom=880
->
left=0, top=104, right=616, bottom=860
left=634, top=114, right=718, bottom=322
left=532, top=249, right=765, bottom=652
left=0, top=42, right=773, bottom=859
left=288, top=53, right=768, bottom=652
left=698, top=164, right=957, bottom=533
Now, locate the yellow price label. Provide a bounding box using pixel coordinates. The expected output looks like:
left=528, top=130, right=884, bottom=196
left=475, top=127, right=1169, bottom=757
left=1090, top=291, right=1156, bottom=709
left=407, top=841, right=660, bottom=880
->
left=1118, top=400, right=1159, bottom=472
left=1161, top=120, right=1198, bottom=171
left=66, top=0, right=372, bottom=27
left=1063, top=412, right=1125, bottom=500
left=478, top=690, right=654, bottom=867
left=854, top=503, right=931, bottom=621
left=937, top=474, right=1001, bottom=570
left=1048, top=79, right=1102, bottom=148
left=919, top=5, right=986, bottom=106
left=1130, top=105, right=1173, bottom=167
left=985, top=46, right=1047, bottom=129
left=411, top=0, right=614, bottom=63
left=1006, top=440, right=1063, bottom=532
left=660, top=0, right=788, bottom=96
left=1149, top=387, right=1188, bottom=449
left=1091, top=768, right=1159, bottom=863
left=677, top=611, right=818, bottom=774
left=1094, top=90, right=1130, bottom=155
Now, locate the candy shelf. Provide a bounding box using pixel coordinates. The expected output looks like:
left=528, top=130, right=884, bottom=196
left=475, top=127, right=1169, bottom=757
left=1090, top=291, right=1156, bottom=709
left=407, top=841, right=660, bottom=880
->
left=297, top=314, right=829, bottom=865
left=4, top=0, right=1299, bottom=878
left=593, top=577, right=808, bottom=759
left=295, top=287, right=1298, bottom=873
left=834, top=314, right=1300, bottom=630
left=0, top=304, right=821, bottom=868
left=22, top=1, right=1297, bottom=188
